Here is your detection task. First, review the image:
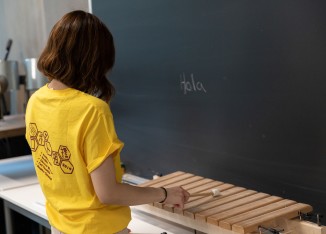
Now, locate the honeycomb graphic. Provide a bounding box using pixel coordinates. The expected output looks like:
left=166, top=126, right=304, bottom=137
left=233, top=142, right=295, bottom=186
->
left=29, top=123, right=74, bottom=174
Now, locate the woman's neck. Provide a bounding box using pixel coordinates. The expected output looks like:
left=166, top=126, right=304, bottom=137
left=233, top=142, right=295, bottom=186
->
left=48, top=79, right=69, bottom=90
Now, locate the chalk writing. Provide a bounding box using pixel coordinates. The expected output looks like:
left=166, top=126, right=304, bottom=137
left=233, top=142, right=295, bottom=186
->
left=180, top=73, right=207, bottom=95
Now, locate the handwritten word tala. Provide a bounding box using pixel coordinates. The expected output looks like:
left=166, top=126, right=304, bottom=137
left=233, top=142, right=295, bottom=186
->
left=180, top=73, right=207, bottom=95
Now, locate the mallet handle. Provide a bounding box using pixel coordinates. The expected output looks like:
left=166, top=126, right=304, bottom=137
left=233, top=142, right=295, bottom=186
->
left=189, top=192, right=212, bottom=197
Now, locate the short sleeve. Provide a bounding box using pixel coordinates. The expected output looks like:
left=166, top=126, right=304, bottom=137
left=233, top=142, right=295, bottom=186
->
left=84, top=106, right=124, bottom=173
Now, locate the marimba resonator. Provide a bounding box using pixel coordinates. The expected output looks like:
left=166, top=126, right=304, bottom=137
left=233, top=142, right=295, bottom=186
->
left=136, top=171, right=325, bottom=234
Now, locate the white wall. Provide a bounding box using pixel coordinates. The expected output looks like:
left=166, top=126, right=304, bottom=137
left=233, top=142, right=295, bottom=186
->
left=0, top=0, right=90, bottom=73
left=0, top=0, right=90, bottom=113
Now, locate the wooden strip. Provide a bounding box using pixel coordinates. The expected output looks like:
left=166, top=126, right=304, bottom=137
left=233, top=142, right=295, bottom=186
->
left=173, top=181, right=228, bottom=214
left=181, top=186, right=246, bottom=213
left=138, top=171, right=185, bottom=187
left=0, top=114, right=26, bottom=139
left=184, top=189, right=256, bottom=219
left=165, top=175, right=204, bottom=188
left=232, top=203, right=313, bottom=234
left=187, top=183, right=234, bottom=202
left=181, top=178, right=214, bottom=190
left=174, top=183, right=238, bottom=215
left=147, top=173, right=195, bottom=188
left=134, top=204, right=238, bottom=234
left=187, top=181, right=226, bottom=200
left=206, top=196, right=282, bottom=225
left=183, top=187, right=249, bottom=218
left=194, top=190, right=261, bottom=222
left=219, top=199, right=297, bottom=230
left=0, top=127, right=26, bottom=139
left=194, top=192, right=269, bottom=222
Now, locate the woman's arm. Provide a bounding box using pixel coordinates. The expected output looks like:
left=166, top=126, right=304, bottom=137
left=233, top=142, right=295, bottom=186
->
left=90, top=156, right=189, bottom=208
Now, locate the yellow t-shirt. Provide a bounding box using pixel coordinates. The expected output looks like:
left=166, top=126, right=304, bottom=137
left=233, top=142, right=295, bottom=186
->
left=25, top=85, right=131, bottom=234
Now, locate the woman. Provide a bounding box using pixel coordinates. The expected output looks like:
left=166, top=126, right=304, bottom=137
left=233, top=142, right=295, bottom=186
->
left=25, top=10, right=189, bottom=234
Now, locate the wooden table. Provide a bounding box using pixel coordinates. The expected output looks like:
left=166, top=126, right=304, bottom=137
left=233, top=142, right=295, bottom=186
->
left=0, top=155, right=38, bottom=191
left=0, top=155, right=192, bottom=234
left=0, top=114, right=25, bottom=139
left=0, top=183, right=191, bottom=234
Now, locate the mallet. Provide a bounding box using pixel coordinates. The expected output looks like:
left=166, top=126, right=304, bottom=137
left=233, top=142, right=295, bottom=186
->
left=189, top=188, right=220, bottom=197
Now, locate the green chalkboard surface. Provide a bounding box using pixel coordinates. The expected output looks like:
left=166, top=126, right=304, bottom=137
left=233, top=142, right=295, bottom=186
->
left=93, top=0, right=326, bottom=218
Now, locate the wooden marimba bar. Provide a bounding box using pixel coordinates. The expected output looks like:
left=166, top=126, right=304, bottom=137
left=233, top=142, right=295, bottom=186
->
left=136, top=171, right=325, bottom=234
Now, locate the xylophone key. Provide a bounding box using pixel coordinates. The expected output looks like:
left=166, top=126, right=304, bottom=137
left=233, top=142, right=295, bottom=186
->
left=147, top=173, right=195, bottom=189
left=231, top=203, right=313, bottom=234
left=138, top=171, right=186, bottom=187
left=181, top=178, right=214, bottom=190
left=194, top=190, right=260, bottom=222
left=218, top=199, right=297, bottom=230
left=192, top=192, right=270, bottom=222
left=206, top=195, right=282, bottom=225
left=174, top=183, right=238, bottom=215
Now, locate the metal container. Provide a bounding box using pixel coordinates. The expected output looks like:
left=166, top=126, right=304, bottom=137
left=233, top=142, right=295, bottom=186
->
left=0, top=60, right=19, bottom=90
left=0, top=75, right=8, bottom=119
left=0, top=75, right=8, bottom=94
left=24, top=58, right=47, bottom=90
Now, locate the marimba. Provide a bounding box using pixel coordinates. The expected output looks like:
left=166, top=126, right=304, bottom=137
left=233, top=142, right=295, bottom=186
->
left=136, top=171, right=325, bottom=234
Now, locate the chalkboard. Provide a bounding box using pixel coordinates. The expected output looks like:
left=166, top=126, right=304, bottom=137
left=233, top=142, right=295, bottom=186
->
left=93, top=0, right=326, bottom=218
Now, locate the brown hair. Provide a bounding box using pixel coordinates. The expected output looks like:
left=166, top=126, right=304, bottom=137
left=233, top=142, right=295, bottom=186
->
left=38, top=10, right=115, bottom=102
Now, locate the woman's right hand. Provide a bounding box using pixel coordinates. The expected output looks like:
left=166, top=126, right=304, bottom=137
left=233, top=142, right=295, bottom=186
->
left=163, top=186, right=190, bottom=209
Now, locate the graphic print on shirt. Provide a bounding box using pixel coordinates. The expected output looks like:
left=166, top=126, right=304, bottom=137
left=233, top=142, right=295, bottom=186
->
left=29, top=123, right=74, bottom=179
